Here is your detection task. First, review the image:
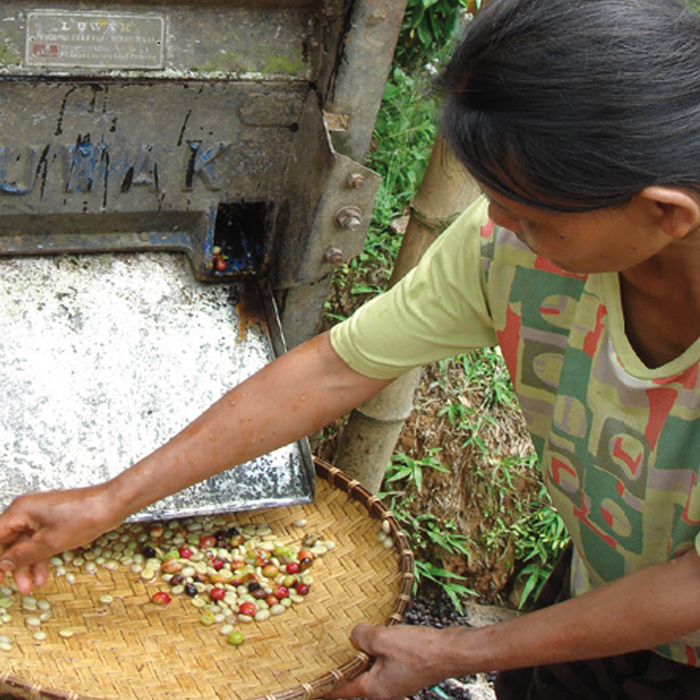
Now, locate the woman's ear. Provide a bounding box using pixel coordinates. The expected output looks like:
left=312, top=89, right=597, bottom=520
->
left=638, top=186, right=700, bottom=239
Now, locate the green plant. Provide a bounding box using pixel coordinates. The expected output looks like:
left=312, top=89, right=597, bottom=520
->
left=456, top=348, right=517, bottom=408
left=349, top=281, right=385, bottom=298
left=437, top=400, right=472, bottom=429
left=367, top=65, right=442, bottom=236
left=383, top=343, right=569, bottom=611
left=396, top=0, right=478, bottom=70
left=511, top=486, right=570, bottom=608
left=414, top=561, right=475, bottom=611
left=384, top=449, right=449, bottom=493
left=397, top=511, right=478, bottom=612
left=380, top=450, right=478, bottom=609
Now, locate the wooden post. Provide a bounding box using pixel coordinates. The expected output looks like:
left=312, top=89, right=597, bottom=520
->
left=333, top=133, right=480, bottom=492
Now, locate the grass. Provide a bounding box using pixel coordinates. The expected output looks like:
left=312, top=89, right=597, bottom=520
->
left=389, top=351, right=567, bottom=609
left=379, top=450, right=477, bottom=612
left=322, top=3, right=569, bottom=610
left=368, top=65, right=442, bottom=234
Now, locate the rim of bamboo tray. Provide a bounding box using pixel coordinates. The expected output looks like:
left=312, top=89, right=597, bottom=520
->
left=0, top=458, right=415, bottom=700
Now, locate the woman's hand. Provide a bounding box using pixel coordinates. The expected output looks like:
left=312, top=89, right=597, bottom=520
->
left=324, top=623, right=464, bottom=700
left=325, top=550, right=700, bottom=700
left=0, top=483, right=121, bottom=594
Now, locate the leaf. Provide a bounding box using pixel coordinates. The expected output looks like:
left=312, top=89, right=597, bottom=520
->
left=443, top=582, right=477, bottom=613
left=350, top=283, right=382, bottom=296
left=386, top=466, right=412, bottom=483
left=516, top=563, right=547, bottom=608
left=413, top=464, right=423, bottom=492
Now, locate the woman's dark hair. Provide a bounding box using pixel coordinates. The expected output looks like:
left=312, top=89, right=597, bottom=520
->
left=437, top=0, right=700, bottom=211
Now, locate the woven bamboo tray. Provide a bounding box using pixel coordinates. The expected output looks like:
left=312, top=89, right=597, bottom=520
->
left=0, top=459, right=414, bottom=700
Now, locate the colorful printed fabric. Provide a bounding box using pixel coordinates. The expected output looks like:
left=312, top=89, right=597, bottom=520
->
left=330, top=196, right=700, bottom=666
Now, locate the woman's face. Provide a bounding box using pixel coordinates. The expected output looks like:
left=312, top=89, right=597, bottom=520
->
left=481, top=186, right=678, bottom=275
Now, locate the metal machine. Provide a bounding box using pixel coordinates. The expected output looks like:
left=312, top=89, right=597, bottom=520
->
left=0, top=0, right=406, bottom=519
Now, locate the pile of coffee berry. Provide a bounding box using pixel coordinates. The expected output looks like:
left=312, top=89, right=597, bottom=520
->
left=46, top=514, right=335, bottom=647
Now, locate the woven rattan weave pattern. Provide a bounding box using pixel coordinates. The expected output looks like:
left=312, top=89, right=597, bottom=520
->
left=0, top=460, right=414, bottom=700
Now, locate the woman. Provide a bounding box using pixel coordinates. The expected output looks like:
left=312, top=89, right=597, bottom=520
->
left=1, top=0, right=700, bottom=697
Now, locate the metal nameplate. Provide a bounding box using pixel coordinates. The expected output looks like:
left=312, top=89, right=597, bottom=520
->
left=26, top=11, right=164, bottom=70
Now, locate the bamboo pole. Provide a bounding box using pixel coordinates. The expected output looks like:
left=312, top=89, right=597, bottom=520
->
left=333, top=132, right=480, bottom=492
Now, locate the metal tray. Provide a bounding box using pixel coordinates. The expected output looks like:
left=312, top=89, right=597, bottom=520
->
left=0, top=251, right=314, bottom=521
